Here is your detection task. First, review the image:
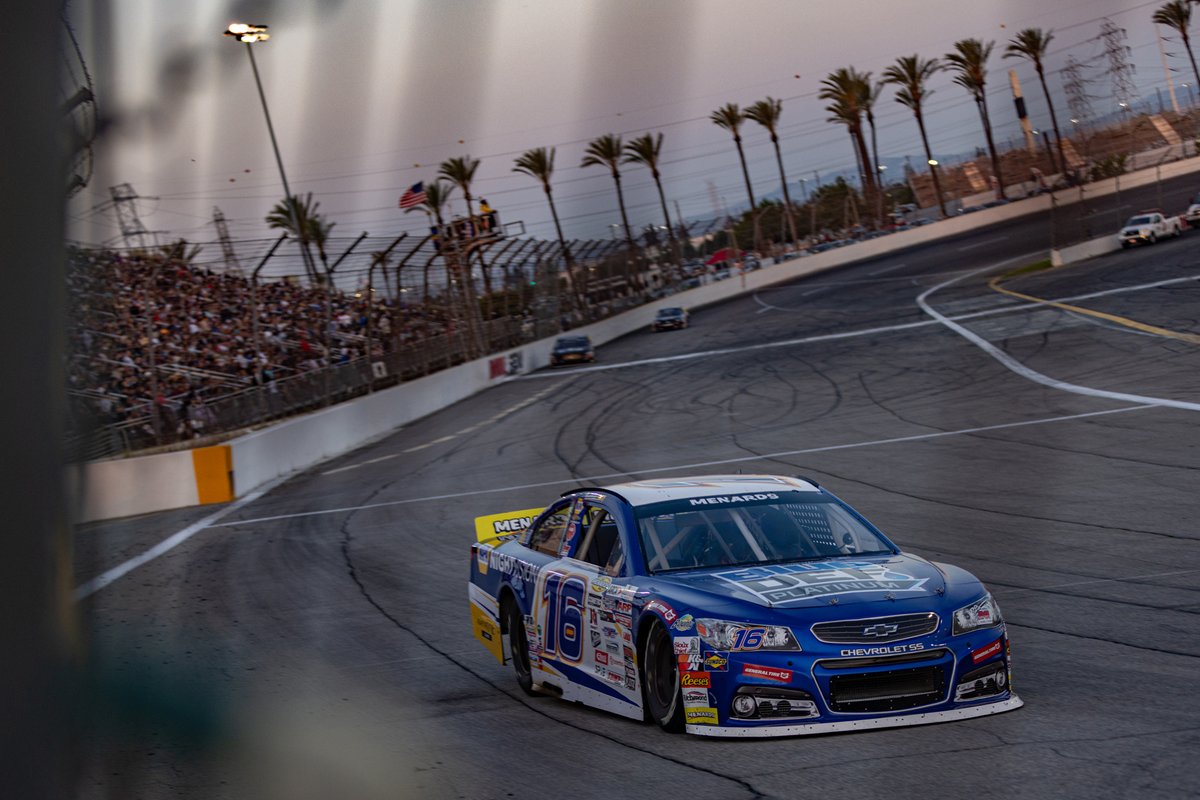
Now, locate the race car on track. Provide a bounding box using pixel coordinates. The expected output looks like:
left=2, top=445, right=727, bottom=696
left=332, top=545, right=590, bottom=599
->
left=549, top=335, right=595, bottom=366
left=468, top=475, right=1021, bottom=737
left=651, top=307, right=689, bottom=332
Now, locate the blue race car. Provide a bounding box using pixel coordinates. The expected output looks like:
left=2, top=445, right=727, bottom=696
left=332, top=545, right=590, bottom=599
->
left=468, top=475, right=1021, bottom=737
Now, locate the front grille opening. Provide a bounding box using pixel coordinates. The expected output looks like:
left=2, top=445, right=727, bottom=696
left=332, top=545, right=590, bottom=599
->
left=811, top=612, right=939, bottom=644
left=828, top=665, right=945, bottom=713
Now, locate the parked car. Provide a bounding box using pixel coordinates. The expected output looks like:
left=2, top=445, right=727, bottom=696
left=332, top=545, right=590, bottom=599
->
left=1118, top=210, right=1183, bottom=248
left=652, top=307, right=689, bottom=332
left=1184, top=195, right=1200, bottom=229
left=550, top=335, right=596, bottom=366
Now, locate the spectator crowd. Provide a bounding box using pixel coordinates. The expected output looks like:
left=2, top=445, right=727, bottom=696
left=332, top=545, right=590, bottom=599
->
left=69, top=248, right=450, bottom=438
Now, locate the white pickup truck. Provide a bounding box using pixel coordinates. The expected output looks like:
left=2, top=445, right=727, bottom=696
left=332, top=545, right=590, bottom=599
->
left=1184, top=195, right=1200, bottom=229
left=1118, top=211, right=1183, bottom=248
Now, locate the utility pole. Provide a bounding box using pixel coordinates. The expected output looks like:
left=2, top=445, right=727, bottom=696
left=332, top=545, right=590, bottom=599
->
left=110, top=183, right=154, bottom=249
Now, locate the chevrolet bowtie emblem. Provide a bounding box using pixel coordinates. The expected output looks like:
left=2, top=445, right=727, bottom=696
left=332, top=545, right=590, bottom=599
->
left=862, top=623, right=900, bottom=637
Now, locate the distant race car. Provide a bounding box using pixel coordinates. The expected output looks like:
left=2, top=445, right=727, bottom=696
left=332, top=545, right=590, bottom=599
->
left=652, top=307, right=689, bottom=332
left=468, top=475, right=1021, bottom=737
left=1118, top=210, right=1182, bottom=248
left=549, top=335, right=595, bottom=366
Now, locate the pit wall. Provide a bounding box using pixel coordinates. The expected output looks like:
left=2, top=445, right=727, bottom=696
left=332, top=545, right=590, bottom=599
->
left=77, top=154, right=1200, bottom=522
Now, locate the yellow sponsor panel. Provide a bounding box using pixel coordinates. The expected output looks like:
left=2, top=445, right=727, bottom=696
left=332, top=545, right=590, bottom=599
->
left=685, top=707, right=719, bottom=725
left=470, top=602, right=505, bottom=664
left=473, top=507, right=543, bottom=543
left=191, top=445, right=234, bottom=504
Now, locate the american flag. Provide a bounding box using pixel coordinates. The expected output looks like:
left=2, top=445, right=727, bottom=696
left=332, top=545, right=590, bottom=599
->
left=399, top=182, right=427, bottom=210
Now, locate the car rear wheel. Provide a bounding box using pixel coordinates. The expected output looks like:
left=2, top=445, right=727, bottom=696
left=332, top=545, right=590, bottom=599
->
left=504, top=595, right=536, bottom=696
left=1149, top=233, right=1157, bottom=244
left=642, top=621, right=684, bottom=732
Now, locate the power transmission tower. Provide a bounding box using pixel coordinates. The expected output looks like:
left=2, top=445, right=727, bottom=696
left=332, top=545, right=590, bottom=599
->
left=211, top=206, right=243, bottom=274
left=109, top=183, right=153, bottom=249
left=1062, top=56, right=1096, bottom=126
left=1098, top=18, right=1138, bottom=114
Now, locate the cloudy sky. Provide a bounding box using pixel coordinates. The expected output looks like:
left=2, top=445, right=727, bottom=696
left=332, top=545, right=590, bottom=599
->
left=67, top=0, right=1175, bottom=258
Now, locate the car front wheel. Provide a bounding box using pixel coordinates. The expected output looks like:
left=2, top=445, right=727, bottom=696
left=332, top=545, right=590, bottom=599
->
left=642, top=620, right=684, bottom=732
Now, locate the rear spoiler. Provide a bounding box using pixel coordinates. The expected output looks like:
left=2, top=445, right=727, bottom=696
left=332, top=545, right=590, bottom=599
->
left=473, top=507, right=543, bottom=544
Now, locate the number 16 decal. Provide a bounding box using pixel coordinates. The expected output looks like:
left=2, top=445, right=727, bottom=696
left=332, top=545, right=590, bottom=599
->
left=542, top=572, right=587, bottom=664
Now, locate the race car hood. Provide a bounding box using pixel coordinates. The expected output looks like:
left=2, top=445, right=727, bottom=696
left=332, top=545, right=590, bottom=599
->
left=645, top=554, right=952, bottom=612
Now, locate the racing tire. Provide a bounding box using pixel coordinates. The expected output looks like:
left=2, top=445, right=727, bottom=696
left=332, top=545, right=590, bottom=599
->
left=641, top=620, right=684, bottom=732
left=503, top=595, right=537, bottom=696
left=1149, top=233, right=1157, bottom=245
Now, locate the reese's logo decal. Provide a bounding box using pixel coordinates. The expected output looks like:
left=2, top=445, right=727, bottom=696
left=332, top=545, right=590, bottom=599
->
left=715, top=561, right=928, bottom=605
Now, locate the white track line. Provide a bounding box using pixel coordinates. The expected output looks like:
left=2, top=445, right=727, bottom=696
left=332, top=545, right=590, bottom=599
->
left=73, top=475, right=291, bottom=601
left=958, top=236, right=1008, bottom=251
left=917, top=255, right=1200, bottom=413
left=213, top=405, right=1150, bottom=528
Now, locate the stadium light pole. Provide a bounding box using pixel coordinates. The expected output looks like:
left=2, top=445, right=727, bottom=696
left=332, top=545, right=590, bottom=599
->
left=223, top=23, right=316, bottom=283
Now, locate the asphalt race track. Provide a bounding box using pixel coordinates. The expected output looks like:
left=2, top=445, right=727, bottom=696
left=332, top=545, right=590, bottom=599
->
left=76, top=181, right=1200, bottom=800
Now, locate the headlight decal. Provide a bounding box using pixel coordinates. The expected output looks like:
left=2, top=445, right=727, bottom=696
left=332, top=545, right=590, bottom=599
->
left=695, top=618, right=802, bottom=651
left=952, top=594, right=1002, bottom=635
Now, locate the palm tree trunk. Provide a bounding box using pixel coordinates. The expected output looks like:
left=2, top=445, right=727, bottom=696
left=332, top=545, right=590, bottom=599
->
left=915, top=110, right=947, bottom=218
left=866, top=114, right=883, bottom=227
left=1036, top=66, right=1067, bottom=178
left=852, top=126, right=877, bottom=222
left=651, top=174, right=683, bottom=281
left=770, top=134, right=799, bottom=247
left=544, top=185, right=584, bottom=314
left=977, top=96, right=1005, bottom=200
left=1183, top=31, right=1200, bottom=104
left=611, top=171, right=639, bottom=292
left=733, top=136, right=761, bottom=251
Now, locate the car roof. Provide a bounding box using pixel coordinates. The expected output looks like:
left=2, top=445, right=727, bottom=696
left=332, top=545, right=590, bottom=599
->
left=592, top=474, right=820, bottom=506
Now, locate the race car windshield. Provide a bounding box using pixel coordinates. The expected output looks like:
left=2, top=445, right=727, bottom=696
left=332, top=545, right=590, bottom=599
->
left=634, top=491, right=896, bottom=573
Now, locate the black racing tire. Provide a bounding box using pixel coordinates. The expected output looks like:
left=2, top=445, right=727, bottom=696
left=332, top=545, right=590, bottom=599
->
left=503, top=595, right=536, bottom=696
left=1149, top=233, right=1157, bottom=244
left=641, top=620, right=684, bottom=732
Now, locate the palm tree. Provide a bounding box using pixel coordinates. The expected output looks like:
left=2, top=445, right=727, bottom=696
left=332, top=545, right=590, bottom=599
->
left=581, top=134, right=634, bottom=248
left=514, top=146, right=584, bottom=311
left=945, top=39, right=1005, bottom=200
left=439, top=155, right=494, bottom=314
left=882, top=56, right=947, bottom=218
left=405, top=180, right=454, bottom=306
left=711, top=103, right=761, bottom=250
left=1005, top=28, right=1066, bottom=177
left=266, top=192, right=326, bottom=282
left=623, top=132, right=682, bottom=279
left=819, top=68, right=879, bottom=222
left=745, top=97, right=798, bottom=246
left=1154, top=1, right=1200, bottom=92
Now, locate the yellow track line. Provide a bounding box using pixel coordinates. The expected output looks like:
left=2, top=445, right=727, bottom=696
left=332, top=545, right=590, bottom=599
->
left=987, top=273, right=1200, bottom=345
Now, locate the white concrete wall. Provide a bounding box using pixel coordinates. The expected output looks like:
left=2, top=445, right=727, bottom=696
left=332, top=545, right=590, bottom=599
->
left=78, top=450, right=198, bottom=521
left=1051, top=236, right=1123, bottom=267
left=82, top=153, right=1200, bottom=520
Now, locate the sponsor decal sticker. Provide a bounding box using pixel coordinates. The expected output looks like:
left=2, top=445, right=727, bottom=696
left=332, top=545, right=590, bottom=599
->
left=972, top=639, right=1003, bottom=664
left=682, top=688, right=710, bottom=706
left=684, top=707, right=719, bottom=725
left=645, top=599, right=678, bottom=623
left=716, top=561, right=928, bottom=605
left=595, top=650, right=609, bottom=665
left=703, top=651, right=729, bottom=671
left=840, top=642, right=925, bottom=657
left=688, top=493, right=780, bottom=506
left=673, top=636, right=700, bottom=655
left=590, top=575, right=613, bottom=594
left=742, top=663, right=792, bottom=683
left=679, top=654, right=701, bottom=671
left=615, top=600, right=633, bottom=615
left=680, top=671, right=711, bottom=688
left=671, top=614, right=695, bottom=632
left=615, top=613, right=633, bottom=629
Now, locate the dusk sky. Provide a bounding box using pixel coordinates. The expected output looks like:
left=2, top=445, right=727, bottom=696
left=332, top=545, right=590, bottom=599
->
left=67, top=0, right=1175, bottom=269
